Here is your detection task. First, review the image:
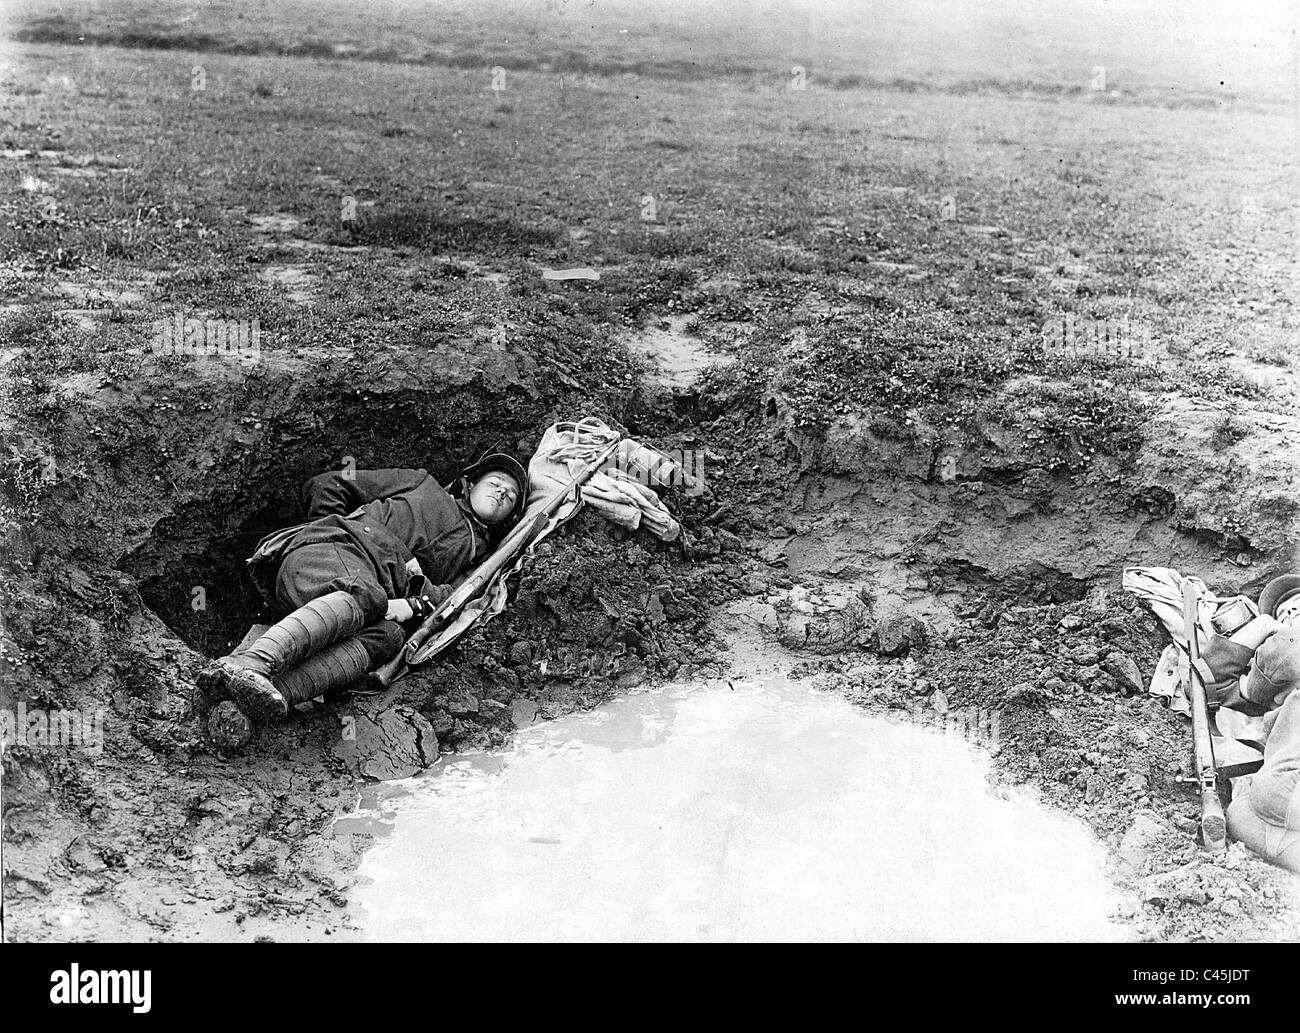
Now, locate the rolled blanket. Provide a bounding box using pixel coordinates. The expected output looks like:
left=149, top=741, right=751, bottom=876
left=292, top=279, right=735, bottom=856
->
left=527, top=420, right=682, bottom=541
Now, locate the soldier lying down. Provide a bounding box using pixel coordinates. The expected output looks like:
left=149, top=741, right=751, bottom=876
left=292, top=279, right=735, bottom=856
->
left=198, top=453, right=529, bottom=724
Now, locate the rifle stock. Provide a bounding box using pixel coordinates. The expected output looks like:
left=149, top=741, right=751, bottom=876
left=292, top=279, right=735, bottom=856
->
left=1181, top=582, right=1227, bottom=852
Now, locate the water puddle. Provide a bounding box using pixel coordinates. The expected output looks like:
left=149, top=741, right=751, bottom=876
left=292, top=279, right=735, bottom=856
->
left=348, top=677, right=1122, bottom=941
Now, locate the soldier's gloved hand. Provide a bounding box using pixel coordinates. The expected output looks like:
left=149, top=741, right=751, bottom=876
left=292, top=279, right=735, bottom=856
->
left=384, top=598, right=415, bottom=622
left=383, top=592, right=451, bottom=624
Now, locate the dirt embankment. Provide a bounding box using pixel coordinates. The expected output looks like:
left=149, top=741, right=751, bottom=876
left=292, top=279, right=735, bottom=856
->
left=6, top=307, right=1300, bottom=941
left=0, top=302, right=751, bottom=938
left=694, top=353, right=1300, bottom=941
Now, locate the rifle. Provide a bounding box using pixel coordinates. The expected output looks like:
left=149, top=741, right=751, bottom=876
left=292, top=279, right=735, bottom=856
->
left=359, top=432, right=623, bottom=694
left=1181, top=581, right=1227, bottom=852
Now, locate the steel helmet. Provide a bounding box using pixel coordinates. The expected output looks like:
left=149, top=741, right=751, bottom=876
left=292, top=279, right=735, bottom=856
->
left=457, top=452, right=529, bottom=530
left=1259, top=575, right=1300, bottom=618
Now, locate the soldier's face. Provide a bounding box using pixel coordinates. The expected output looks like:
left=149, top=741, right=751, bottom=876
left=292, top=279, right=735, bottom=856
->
left=469, top=471, right=521, bottom=525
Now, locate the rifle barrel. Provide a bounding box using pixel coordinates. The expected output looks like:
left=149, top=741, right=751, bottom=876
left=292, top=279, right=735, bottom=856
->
left=360, top=433, right=624, bottom=692
left=1181, top=582, right=1227, bottom=852
left=401, top=433, right=623, bottom=667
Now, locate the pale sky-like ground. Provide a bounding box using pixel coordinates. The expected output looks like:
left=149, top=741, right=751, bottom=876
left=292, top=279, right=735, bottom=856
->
left=8, top=0, right=1296, bottom=102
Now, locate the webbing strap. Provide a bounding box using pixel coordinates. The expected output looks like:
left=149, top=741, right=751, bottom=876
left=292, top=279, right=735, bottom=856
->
left=1192, top=656, right=1217, bottom=686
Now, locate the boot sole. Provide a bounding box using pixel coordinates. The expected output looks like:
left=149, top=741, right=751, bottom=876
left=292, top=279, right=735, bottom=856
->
left=226, top=669, right=290, bottom=723
left=196, top=663, right=232, bottom=704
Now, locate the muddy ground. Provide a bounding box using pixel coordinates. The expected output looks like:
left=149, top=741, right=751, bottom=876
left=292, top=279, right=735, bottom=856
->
left=2, top=1, right=1299, bottom=941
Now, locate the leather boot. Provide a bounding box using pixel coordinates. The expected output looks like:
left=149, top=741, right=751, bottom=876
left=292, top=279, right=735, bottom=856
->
left=198, top=591, right=367, bottom=722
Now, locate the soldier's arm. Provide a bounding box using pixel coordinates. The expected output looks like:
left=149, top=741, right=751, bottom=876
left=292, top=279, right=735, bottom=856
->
left=384, top=571, right=470, bottom=622
left=302, top=468, right=430, bottom=517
